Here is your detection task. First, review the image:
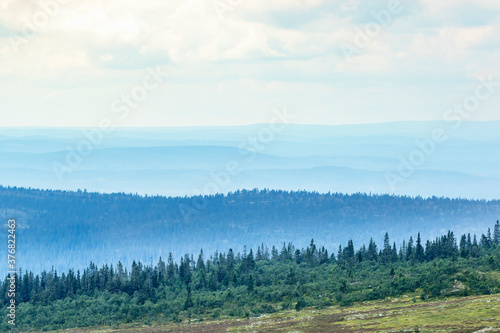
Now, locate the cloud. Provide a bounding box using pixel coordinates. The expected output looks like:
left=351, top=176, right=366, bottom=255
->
left=99, top=53, right=113, bottom=62
left=0, top=0, right=499, bottom=126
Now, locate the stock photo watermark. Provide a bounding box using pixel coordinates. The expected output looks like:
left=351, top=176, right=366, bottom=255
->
left=178, top=107, right=295, bottom=220
left=51, top=66, right=168, bottom=182
left=6, top=218, right=17, bottom=329
left=8, top=0, right=71, bottom=51
left=213, top=0, right=243, bottom=19
left=340, top=0, right=402, bottom=63
left=385, top=74, right=499, bottom=191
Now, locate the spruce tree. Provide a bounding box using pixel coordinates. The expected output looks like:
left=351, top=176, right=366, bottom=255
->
left=382, top=233, right=391, bottom=264
left=416, top=233, right=424, bottom=262
left=391, top=242, right=398, bottom=262
left=459, top=235, right=468, bottom=258
left=406, top=237, right=414, bottom=261
left=367, top=238, right=378, bottom=261
left=494, top=220, right=500, bottom=245
left=247, top=274, right=254, bottom=292
left=196, top=250, right=205, bottom=271
left=184, top=286, right=193, bottom=310
left=167, top=253, right=175, bottom=281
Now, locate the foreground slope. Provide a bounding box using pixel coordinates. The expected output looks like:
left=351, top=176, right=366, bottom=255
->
left=35, top=293, right=500, bottom=333
left=2, top=223, right=498, bottom=331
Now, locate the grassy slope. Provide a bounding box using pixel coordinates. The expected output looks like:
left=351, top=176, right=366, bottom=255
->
left=35, top=293, right=500, bottom=333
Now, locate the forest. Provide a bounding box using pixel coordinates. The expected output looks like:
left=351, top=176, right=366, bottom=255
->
left=0, top=221, right=499, bottom=332
left=1, top=185, right=500, bottom=276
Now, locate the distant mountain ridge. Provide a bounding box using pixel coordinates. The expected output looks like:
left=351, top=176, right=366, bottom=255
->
left=0, top=121, right=499, bottom=198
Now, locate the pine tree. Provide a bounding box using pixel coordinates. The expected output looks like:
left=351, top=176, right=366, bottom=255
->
left=294, top=249, right=302, bottom=264
left=416, top=233, right=424, bottom=262
left=227, top=249, right=235, bottom=271
left=459, top=234, right=468, bottom=258
left=157, top=257, right=166, bottom=284
left=400, top=240, right=407, bottom=261
left=343, top=240, right=355, bottom=264
left=494, top=220, right=500, bottom=245
left=481, top=234, right=490, bottom=249
left=129, top=261, right=141, bottom=292
left=406, top=237, right=414, bottom=261
left=391, top=242, right=398, bottom=262
left=337, top=245, right=343, bottom=265
left=271, top=246, right=279, bottom=260
left=167, top=253, right=175, bottom=281
left=247, top=274, right=254, bottom=292
left=184, top=285, right=193, bottom=310
left=367, top=238, right=378, bottom=261
left=382, top=233, right=391, bottom=264
left=248, top=249, right=255, bottom=269
left=286, top=267, right=297, bottom=285
left=471, top=235, right=480, bottom=258
left=196, top=250, right=205, bottom=271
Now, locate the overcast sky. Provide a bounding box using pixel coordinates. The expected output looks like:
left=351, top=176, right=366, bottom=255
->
left=1, top=0, right=499, bottom=127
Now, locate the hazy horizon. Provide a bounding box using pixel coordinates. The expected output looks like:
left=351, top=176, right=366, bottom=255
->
left=2, top=119, right=500, bottom=129
left=1, top=121, right=499, bottom=200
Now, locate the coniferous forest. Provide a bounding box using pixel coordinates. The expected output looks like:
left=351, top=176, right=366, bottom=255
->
left=1, top=221, right=499, bottom=332
left=2, top=186, right=500, bottom=277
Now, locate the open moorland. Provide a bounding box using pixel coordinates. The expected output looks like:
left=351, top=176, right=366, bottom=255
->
left=35, top=293, right=500, bottom=333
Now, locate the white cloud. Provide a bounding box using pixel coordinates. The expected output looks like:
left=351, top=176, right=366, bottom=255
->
left=99, top=53, right=114, bottom=62
left=0, top=0, right=499, bottom=126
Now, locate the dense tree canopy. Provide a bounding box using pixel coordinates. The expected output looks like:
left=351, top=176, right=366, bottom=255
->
left=1, top=222, right=499, bottom=332
left=1, top=186, right=499, bottom=276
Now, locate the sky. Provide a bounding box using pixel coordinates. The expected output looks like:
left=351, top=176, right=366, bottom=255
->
left=0, top=0, right=499, bottom=127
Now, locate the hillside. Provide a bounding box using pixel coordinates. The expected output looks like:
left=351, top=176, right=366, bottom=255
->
left=27, top=294, right=500, bottom=333
left=1, top=186, right=499, bottom=275
left=1, top=222, right=499, bottom=332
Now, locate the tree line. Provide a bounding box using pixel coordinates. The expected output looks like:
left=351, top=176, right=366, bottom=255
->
left=0, top=221, right=499, bottom=331
left=2, top=185, right=500, bottom=277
